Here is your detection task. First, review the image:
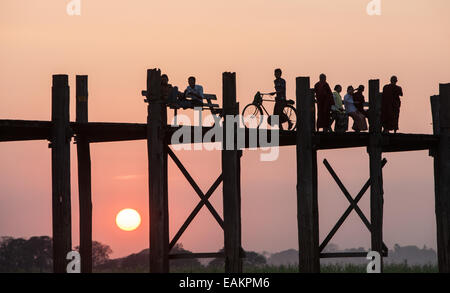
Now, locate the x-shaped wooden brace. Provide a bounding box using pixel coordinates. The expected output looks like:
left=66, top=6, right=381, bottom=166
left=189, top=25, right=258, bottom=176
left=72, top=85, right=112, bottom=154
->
left=166, top=147, right=224, bottom=251
left=320, top=158, right=388, bottom=255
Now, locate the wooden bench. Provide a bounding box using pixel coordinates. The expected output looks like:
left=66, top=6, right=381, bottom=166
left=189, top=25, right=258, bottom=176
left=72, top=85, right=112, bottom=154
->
left=198, top=93, right=222, bottom=116
left=171, top=93, right=222, bottom=125
left=142, top=89, right=223, bottom=125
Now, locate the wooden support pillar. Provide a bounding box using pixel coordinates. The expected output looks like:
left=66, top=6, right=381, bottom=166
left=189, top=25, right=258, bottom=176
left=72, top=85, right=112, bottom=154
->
left=311, top=88, right=319, bottom=239
left=296, top=77, right=320, bottom=273
left=51, top=75, right=72, bottom=273
left=222, top=72, right=243, bottom=273
left=434, top=84, right=450, bottom=272
left=431, top=94, right=444, bottom=272
left=147, top=69, right=169, bottom=273
left=368, top=79, right=384, bottom=271
left=76, top=75, right=92, bottom=273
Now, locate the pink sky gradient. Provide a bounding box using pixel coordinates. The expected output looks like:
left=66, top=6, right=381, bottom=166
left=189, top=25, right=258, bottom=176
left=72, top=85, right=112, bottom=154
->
left=1, top=0, right=449, bottom=258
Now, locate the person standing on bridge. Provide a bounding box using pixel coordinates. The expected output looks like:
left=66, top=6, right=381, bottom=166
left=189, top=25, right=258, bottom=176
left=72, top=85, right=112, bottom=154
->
left=382, top=76, right=404, bottom=133
left=344, top=86, right=367, bottom=132
left=353, top=85, right=368, bottom=118
left=331, top=84, right=345, bottom=113
left=314, top=74, right=334, bottom=132
left=330, top=84, right=348, bottom=133
left=269, top=68, right=291, bottom=129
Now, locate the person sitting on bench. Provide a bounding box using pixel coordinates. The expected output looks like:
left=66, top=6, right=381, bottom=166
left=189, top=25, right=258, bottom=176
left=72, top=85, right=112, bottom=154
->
left=181, top=76, right=204, bottom=107
left=161, top=74, right=173, bottom=100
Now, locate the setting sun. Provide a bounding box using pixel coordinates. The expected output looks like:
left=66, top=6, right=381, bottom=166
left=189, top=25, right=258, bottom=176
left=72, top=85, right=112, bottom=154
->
left=116, top=209, right=141, bottom=231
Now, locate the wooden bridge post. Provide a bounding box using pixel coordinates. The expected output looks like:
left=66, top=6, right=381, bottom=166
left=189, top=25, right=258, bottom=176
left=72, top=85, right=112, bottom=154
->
left=222, top=72, right=243, bottom=273
left=368, top=79, right=384, bottom=271
left=434, top=84, right=450, bottom=272
left=51, top=75, right=72, bottom=273
left=431, top=94, right=445, bottom=272
left=147, top=69, right=169, bottom=273
left=296, top=77, right=320, bottom=273
left=76, top=75, right=92, bottom=273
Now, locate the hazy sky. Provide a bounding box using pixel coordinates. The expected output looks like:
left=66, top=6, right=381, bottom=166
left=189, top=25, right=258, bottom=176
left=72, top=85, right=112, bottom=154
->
left=1, top=0, right=449, bottom=258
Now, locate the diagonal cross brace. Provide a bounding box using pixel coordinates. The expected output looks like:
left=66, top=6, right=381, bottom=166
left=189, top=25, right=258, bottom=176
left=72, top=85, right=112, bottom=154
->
left=320, top=158, right=388, bottom=253
left=169, top=174, right=223, bottom=251
left=166, top=147, right=224, bottom=250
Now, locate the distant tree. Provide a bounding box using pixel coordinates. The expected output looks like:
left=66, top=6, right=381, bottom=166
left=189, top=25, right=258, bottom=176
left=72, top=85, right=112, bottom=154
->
left=76, top=241, right=112, bottom=267
left=243, top=251, right=267, bottom=267
left=0, top=236, right=203, bottom=273
left=388, top=244, right=437, bottom=265
left=105, top=243, right=202, bottom=272
left=267, top=249, right=298, bottom=266
left=0, top=236, right=52, bottom=272
left=92, top=241, right=112, bottom=267
left=24, top=236, right=52, bottom=272
left=323, top=243, right=339, bottom=252
left=170, top=243, right=203, bottom=270
left=119, top=249, right=149, bottom=271
left=208, top=248, right=267, bottom=269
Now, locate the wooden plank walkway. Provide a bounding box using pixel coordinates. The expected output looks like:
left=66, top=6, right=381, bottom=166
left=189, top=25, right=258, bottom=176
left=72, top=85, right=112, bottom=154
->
left=1, top=119, right=438, bottom=153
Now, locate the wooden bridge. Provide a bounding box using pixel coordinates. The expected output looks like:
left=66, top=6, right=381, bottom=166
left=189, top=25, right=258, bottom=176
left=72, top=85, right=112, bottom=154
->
left=1, top=69, right=449, bottom=273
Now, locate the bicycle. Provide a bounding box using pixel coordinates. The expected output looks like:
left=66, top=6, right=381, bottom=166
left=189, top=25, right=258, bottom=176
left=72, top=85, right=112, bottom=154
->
left=241, top=92, right=297, bottom=131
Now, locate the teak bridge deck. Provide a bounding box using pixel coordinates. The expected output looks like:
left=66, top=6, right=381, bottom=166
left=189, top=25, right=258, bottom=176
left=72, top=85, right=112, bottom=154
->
left=1, top=69, right=449, bottom=273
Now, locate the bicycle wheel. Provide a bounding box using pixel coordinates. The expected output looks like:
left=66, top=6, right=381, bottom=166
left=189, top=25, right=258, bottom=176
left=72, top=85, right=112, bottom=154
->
left=242, top=104, right=263, bottom=128
left=281, top=105, right=297, bottom=131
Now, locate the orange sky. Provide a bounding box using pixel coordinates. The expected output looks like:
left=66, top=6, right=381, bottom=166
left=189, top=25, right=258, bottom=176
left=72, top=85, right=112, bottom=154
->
left=1, top=0, right=449, bottom=258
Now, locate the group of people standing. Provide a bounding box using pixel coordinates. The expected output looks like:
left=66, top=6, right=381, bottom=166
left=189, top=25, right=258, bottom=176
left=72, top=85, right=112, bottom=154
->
left=314, top=74, right=403, bottom=133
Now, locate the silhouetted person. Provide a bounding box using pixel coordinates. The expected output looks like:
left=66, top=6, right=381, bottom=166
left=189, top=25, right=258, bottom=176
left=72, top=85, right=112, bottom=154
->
left=382, top=76, right=403, bottom=133
left=331, top=85, right=345, bottom=113
left=330, top=84, right=348, bottom=132
left=314, top=74, right=334, bottom=132
left=344, top=86, right=367, bottom=132
left=183, top=76, right=204, bottom=107
left=161, top=74, right=173, bottom=100
left=353, top=85, right=367, bottom=117
left=270, top=68, right=291, bottom=129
